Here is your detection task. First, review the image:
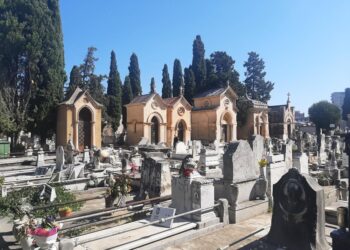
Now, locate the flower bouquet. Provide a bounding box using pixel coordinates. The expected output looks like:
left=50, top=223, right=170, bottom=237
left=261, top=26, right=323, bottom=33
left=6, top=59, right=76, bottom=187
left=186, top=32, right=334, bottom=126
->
left=258, top=159, right=268, bottom=168
left=29, top=216, right=60, bottom=248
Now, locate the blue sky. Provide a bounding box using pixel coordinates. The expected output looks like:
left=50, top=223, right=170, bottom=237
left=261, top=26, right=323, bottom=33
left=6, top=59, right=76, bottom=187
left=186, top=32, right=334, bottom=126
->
left=60, top=0, right=350, bottom=114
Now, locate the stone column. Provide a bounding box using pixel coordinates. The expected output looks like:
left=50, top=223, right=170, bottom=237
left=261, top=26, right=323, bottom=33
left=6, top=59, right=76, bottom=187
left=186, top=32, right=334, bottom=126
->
left=73, top=121, right=79, bottom=150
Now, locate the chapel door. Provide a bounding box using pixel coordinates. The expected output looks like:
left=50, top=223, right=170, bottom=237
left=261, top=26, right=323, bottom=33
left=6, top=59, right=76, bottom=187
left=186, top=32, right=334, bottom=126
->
left=151, top=116, right=159, bottom=144
left=78, top=107, right=92, bottom=151
left=177, top=120, right=185, bottom=142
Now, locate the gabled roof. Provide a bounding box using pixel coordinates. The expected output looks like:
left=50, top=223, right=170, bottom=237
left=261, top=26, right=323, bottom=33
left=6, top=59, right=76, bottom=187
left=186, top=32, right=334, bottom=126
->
left=193, top=86, right=238, bottom=99
left=126, top=93, right=167, bottom=109
left=129, top=93, right=155, bottom=104
left=59, top=87, right=103, bottom=107
left=163, top=96, right=192, bottom=110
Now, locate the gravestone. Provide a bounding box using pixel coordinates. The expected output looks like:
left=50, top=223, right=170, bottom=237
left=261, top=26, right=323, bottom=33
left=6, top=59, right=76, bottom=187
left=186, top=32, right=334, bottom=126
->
left=249, top=135, right=265, bottom=176
left=83, top=147, right=90, bottom=163
left=282, top=140, right=293, bottom=169
left=198, top=148, right=221, bottom=178
left=267, top=168, right=329, bottom=250
left=138, top=137, right=149, bottom=145
left=219, top=140, right=267, bottom=223
left=139, top=156, right=171, bottom=198
left=39, top=184, right=57, bottom=202
left=175, top=141, right=187, bottom=154
left=56, top=146, right=65, bottom=171
left=36, top=148, right=45, bottom=167
left=293, top=152, right=309, bottom=174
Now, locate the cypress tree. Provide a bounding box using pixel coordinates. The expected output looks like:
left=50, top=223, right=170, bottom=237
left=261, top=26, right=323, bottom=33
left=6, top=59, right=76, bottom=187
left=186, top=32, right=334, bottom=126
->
left=0, top=0, right=66, bottom=144
left=161, top=64, right=172, bottom=98
left=192, top=35, right=206, bottom=92
left=128, top=53, right=142, bottom=96
left=106, top=51, right=122, bottom=130
left=244, top=52, right=274, bottom=102
left=172, top=59, right=184, bottom=97
left=66, top=65, right=82, bottom=98
left=184, top=67, right=195, bottom=103
left=81, top=47, right=98, bottom=89
left=122, top=76, right=133, bottom=128
left=150, top=77, right=156, bottom=94
left=342, top=88, right=350, bottom=120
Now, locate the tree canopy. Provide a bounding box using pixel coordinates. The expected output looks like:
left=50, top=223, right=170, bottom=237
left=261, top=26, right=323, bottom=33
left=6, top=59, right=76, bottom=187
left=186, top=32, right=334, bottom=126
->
left=128, top=53, right=142, bottom=96
left=106, top=51, right=122, bottom=130
left=66, top=65, right=82, bottom=98
left=122, top=76, right=133, bottom=128
left=309, top=101, right=341, bottom=133
left=243, top=52, right=274, bottom=103
left=192, top=35, right=206, bottom=92
left=0, top=0, right=66, bottom=145
left=184, top=67, right=195, bottom=103
left=150, top=77, right=156, bottom=94
left=161, top=64, right=172, bottom=98
left=172, top=59, right=184, bottom=97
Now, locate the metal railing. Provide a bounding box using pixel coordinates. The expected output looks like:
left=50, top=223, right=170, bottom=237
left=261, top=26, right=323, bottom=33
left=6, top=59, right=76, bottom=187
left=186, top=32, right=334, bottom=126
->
left=75, top=203, right=220, bottom=245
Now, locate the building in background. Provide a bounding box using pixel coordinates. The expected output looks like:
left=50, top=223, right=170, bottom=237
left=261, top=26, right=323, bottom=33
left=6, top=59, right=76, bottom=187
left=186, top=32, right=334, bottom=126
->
left=331, top=91, right=345, bottom=114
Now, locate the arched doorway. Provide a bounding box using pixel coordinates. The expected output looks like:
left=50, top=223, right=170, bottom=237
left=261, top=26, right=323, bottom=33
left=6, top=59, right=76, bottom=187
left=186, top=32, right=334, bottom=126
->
left=176, top=120, right=186, bottom=142
left=221, top=113, right=232, bottom=142
left=150, top=116, right=160, bottom=144
left=78, top=107, right=92, bottom=151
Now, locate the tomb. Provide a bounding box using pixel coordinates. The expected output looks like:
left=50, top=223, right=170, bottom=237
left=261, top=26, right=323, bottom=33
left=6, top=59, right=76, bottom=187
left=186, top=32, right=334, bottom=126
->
left=267, top=168, right=329, bottom=250
left=57, top=87, right=103, bottom=151
left=237, top=95, right=269, bottom=140
left=191, top=85, right=238, bottom=143
left=268, top=93, right=295, bottom=140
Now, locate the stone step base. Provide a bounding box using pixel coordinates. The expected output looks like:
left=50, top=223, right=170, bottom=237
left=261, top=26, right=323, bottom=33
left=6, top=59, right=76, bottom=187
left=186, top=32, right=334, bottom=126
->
left=229, top=199, right=269, bottom=223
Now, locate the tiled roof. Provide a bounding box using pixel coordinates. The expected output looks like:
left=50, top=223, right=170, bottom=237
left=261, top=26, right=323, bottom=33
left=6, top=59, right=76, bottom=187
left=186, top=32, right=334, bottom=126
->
left=163, top=97, right=181, bottom=106
left=129, top=94, right=155, bottom=104
left=193, top=87, right=226, bottom=98
left=60, top=87, right=103, bottom=107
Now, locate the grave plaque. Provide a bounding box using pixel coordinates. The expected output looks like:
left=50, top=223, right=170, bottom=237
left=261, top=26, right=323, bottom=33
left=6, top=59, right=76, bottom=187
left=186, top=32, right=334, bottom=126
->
left=39, top=184, right=57, bottom=202
left=150, top=206, right=176, bottom=228
left=266, top=168, right=329, bottom=250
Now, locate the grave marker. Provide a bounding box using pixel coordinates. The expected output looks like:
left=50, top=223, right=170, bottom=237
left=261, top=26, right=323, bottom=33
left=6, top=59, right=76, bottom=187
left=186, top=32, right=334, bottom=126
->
left=150, top=206, right=176, bottom=228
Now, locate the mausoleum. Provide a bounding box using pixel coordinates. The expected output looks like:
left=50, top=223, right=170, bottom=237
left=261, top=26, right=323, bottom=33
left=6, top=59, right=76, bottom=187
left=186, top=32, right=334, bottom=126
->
left=125, top=90, right=192, bottom=147
left=56, top=88, right=103, bottom=151
left=191, top=85, right=238, bottom=143
left=237, top=96, right=269, bottom=139
left=269, top=94, right=295, bottom=140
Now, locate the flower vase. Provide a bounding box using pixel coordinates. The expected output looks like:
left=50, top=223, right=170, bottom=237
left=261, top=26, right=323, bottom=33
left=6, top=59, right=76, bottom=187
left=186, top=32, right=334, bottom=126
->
left=20, top=237, right=34, bottom=250
left=33, top=233, right=58, bottom=249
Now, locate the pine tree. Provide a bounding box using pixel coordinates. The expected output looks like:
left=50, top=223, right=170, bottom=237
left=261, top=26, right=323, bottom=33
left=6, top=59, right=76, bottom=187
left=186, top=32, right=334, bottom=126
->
left=209, top=51, right=245, bottom=96
left=150, top=77, right=156, bottom=94
left=0, top=0, right=66, bottom=145
left=184, top=67, right=195, bottom=103
left=128, top=53, right=142, bottom=96
left=106, top=51, right=122, bottom=130
left=192, top=35, right=206, bottom=92
left=161, top=64, right=172, bottom=98
left=172, top=59, right=184, bottom=97
left=243, top=52, right=274, bottom=102
left=342, top=88, right=350, bottom=120
left=122, top=76, right=133, bottom=128
left=66, top=65, right=82, bottom=98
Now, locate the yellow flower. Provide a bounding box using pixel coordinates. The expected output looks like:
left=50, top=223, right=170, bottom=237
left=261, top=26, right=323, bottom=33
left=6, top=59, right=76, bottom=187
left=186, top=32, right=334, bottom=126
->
left=258, top=159, right=268, bottom=168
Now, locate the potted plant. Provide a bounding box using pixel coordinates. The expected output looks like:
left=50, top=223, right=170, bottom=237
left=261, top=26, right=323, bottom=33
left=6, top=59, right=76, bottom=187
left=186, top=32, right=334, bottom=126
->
left=105, top=174, right=131, bottom=208
left=58, top=206, right=72, bottom=218
left=29, top=216, right=60, bottom=249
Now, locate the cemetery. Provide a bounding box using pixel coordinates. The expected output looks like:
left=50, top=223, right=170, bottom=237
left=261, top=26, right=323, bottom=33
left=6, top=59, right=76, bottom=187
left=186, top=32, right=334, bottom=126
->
left=0, top=84, right=349, bottom=250
left=1, top=1, right=350, bottom=249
